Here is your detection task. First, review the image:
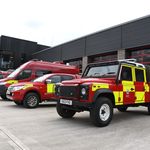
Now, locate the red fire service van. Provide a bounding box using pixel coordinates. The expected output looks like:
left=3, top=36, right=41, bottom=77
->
left=55, top=59, right=150, bottom=127
left=0, top=60, right=79, bottom=99
left=6, top=73, right=80, bottom=108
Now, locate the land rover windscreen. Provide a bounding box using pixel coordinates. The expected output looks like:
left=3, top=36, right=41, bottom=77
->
left=82, top=61, right=119, bottom=78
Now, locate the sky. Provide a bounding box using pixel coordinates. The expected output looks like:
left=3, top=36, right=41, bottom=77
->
left=0, top=0, right=150, bottom=47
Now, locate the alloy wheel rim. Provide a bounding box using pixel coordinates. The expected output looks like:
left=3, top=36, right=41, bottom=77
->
left=27, top=96, right=38, bottom=107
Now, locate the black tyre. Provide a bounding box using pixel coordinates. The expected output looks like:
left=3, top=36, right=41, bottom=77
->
left=117, top=106, right=128, bottom=112
left=56, top=101, right=76, bottom=118
left=23, top=93, right=39, bottom=108
left=90, top=97, right=113, bottom=127
left=1, top=94, right=7, bottom=100
left=14, top=101, right=22, bottom=106
left=147, top=105, right=150, bottom=115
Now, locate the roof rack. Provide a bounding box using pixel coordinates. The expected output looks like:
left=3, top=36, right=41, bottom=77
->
left=119, top=58, right=145, bottom=68
left=118, top=59, right=137, bottom=62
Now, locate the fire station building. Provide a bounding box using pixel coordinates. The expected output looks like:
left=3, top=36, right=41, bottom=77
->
left=1, top=15, right=150, bottom=73
left=0, top=35, right=50, bottom=70
left=33, top=15, right=150, bottom=73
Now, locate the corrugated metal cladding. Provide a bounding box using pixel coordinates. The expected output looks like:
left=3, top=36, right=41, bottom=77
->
left=1, top=36, right=37, bottom=53
left=37, top=44, right=50, bottom=51
left=34, top=46, right=61, bottom=62
left=122, top=17, right=150, bottom=49
left=33, top=16, right=150, bottom=61
left=0, top=35, right=50, bottom=69
left=86, top=27, right=121, bottom=56
left=1, top=36, right=38, bottom=68
left=61, top=38, right=85, bottom=60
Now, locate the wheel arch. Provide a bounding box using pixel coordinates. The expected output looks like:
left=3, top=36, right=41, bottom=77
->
left=93, top=89, right=115, bottom=106
left=24, top=90, right=41, bottom=102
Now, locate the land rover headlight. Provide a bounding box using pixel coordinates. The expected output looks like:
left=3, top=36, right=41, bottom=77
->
left=80, top=85, right=89, bottom=100
left=11, top=86, right=24, bottom=92
left=81, top=88, right=86, bottom=95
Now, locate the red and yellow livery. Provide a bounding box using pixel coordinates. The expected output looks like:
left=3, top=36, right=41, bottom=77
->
left=55, top=59, right=150, bottom=127
left=6, top=73, right=80, bottom=108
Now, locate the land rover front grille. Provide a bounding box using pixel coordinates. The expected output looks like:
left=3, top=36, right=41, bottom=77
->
left=59, top=85, right=79, bottom=98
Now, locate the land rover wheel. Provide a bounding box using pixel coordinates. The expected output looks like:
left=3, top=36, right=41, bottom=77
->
left=56, top=101, right=76, bottom=118
left=23, top=93, right=39, bottom=108
left=147, top=105, right=150, bottom=115
left=117, top=106, right=128, bottom=112
left=90, top=97, right=113, bottom=127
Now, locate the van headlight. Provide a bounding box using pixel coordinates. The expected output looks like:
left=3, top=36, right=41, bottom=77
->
left=0, top=82, right=6, bottom=85
left=11, top=86, right=24, bottom=92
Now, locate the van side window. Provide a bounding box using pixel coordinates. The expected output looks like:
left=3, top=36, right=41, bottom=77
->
left=17, top=70, right=32, bottom=80
left=62, top=75, right=74, bottom=81
left=135, top=69, right=144, bottom=82
left=49, top=76, right=61, bottom=83
left=35, top=70, right=52, bottom=77
left=121, top=66, right=132, bottom=81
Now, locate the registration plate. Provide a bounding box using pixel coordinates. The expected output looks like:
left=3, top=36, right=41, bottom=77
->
left=60, top=99, right=72, bottom=105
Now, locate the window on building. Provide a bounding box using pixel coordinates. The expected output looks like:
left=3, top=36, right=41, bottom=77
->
left=135, top=69, right=144, bottom=82
left=64, top=58, right=82, bottom=73
left=88, top=52, right=117, bottom=64
left=128, top=49, right=150, bottom=65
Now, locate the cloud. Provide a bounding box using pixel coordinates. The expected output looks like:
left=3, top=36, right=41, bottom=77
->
left=0, top=0, right=150, bottom=46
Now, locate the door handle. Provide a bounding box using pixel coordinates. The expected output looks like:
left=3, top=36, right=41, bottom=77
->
left=130, top=88, right=134, bottom=91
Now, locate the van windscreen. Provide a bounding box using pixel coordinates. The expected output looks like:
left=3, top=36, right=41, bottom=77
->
left=7, top=62, right=30, bottom=78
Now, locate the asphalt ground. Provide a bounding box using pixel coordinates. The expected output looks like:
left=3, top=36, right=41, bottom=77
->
left=0, top=99, right=150, bottom=150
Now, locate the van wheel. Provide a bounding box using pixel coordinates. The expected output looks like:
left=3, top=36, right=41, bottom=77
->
left=117, top=106, right=128, bottom=112
left=1, top=94, right=7, bottom=100
left=90, top=97, right=113, bottom=127
left=56, top=101, right=76, bottom=118
left=23, top=93, right=39, bottom=108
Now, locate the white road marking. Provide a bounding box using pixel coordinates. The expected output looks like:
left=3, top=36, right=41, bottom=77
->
left=0, top=126, right=30, bottom=150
